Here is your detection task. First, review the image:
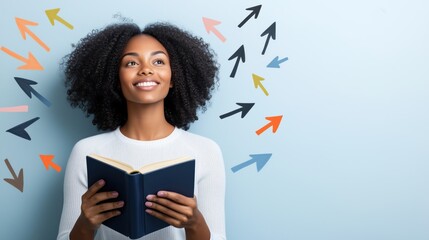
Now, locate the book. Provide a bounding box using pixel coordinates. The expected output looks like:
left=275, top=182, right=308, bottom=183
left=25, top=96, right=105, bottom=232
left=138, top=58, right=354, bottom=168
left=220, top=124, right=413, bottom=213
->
left=86, top=154, right=195, bottom=239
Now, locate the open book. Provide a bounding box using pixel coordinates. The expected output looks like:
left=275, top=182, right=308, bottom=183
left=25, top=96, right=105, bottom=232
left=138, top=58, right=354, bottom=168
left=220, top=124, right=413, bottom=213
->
left=86, top=154, right=195, bottom=239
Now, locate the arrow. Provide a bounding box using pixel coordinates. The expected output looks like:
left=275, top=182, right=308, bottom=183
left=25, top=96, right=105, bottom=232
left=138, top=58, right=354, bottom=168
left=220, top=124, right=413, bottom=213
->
left=0, top=105, right=28, bottom=112
left=261, top=22, right=276, bottom=55
left=40, top=155, right=61, bottom=172
left=267, top=56, right=288, bottom=68
left=252, top=74, right=269, bottom=96
left=15, top=17, right=50, bottom=52
left=238, top=5, right=262, bottom=28
left=228, top=45, right=245, bottom=78
left=202, top=17, right=226, bottom=42
left=0, top=47, right=44, bottom=70
left=14, top=77, right=51, bottom=107
left=219, top=103, right=255, bottom=119
left=256, top=115, right=283, bottom=135
left=231, top=153, right=272, bottom=173
left=6, top=117, right=40, bottom=140
left=45, top=8, right=74, bottom=30
left=3, top=159, right=24, bottom=192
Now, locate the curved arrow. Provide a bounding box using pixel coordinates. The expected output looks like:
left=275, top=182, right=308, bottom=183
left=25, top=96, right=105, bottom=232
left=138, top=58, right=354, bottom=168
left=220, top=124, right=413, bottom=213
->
left=219, top=103, right=255, bottom=119
left=228, top=45, right=245, bottom=78
left=256, top=115, right=283, bottom=135
left=252, top=74, right=269, bottom=96
left=202, top=17, right=225, bottom=42
left=15, top=17, right=50, bottom=52
left=15, top=77, right=51, bottom=107
left=267, top=56, right=288, bottom=68
left=40, top=155, right=61, bottom=172
left=45, top=8, right=74, bottom=30
left=6, top=117, right=40, bottom=140
left=3, top=159, right=24, bottom=192
left=261, top=22, right=276, bottom=55
left=0, top=47, right=44, bottom=70
left=231, top=153, right=272, bottom=173
left=238, top=5, right=262, bottom=28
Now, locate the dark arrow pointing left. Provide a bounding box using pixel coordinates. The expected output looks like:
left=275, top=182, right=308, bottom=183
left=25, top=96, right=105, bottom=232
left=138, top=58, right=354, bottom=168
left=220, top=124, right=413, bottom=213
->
left=261, top=22, right=276, bottom=55
left=15, top=77, right=52, bottom=107
left=6, top=117, right=40, bottom=140
left=219, top=103, right=255, bottom=119
left=3, top=159, right=24, bottom=192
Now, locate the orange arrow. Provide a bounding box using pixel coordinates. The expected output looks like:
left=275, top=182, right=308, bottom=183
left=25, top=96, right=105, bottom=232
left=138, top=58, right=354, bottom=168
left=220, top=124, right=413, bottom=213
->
left=15, top=17, right=50, bottom=52
left=256, top=115, right=283, bottom=135
left=40, top=154, right=61, bottom=172
left=45, top=8, right=74, bottom=30
left=0, top=46, right=44, bottom=70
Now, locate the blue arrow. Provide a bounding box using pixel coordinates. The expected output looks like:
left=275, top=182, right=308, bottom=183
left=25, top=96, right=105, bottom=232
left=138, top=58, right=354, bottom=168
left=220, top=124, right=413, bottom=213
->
left=231, top=153, right=272, bottom=173
left=14, top=77, right=52, bottom=107
left=267, top=56, right=288, bottom=68
left=6, top=117, right=40, bottom=140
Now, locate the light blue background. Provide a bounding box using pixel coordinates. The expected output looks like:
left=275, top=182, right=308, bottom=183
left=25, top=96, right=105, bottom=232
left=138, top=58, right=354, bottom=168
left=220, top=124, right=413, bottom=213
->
left=1, top=1, right=428, bottom=239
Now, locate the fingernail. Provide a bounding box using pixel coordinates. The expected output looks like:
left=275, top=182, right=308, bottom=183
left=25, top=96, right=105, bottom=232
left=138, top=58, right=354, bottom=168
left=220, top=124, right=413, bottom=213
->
left=111, top=191, right=118, bottom=197
left=117, top=201, right=124, bottom=207
left=98, top=179, right=105, bottom=185
left=146, top=194, right=154, bottom=200
left=145, top=201, right=153, bottom=207
left=158, top=191, right=166, bottom=197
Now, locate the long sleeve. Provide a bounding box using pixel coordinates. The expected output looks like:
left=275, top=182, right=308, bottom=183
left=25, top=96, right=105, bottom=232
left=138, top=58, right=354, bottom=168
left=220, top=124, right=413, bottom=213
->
left=57, top=141, right=90, bottom=240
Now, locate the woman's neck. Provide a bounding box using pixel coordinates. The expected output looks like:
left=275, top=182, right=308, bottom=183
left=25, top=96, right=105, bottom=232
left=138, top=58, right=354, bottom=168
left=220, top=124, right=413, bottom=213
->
left=120, top=102, right=174, bottom=141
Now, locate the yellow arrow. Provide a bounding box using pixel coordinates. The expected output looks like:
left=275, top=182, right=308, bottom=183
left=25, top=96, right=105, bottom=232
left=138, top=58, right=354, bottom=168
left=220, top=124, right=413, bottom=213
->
left=252, top=73, right=269, bottom=96
left=45, top=8, right=74, bottom=30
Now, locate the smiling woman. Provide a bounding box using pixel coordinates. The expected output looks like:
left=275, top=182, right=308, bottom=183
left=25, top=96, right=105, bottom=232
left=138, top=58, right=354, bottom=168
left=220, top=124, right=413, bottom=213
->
left=57, top=22, right=226, bottom=240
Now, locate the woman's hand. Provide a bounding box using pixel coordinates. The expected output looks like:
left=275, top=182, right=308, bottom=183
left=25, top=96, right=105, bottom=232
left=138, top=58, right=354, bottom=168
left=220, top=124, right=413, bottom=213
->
left=70, top=179, right=124, bottom=239
left=145, top=191, right=210, bottom=240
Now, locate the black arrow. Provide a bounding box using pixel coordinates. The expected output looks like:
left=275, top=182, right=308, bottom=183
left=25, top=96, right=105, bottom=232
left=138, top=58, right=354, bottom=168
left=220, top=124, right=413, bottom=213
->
left=261, top=22, right=276, bottom=55
left=228, top=45, right=245, bottom=78
left=238, top=5, right=262, bottom=28
left=15, top=77, right=52, bottom=107
left=6, top=117, right=40, bottom=140
left=4, top=159, right=24, bottom=192
left=219, top=103, right=255, bottom=119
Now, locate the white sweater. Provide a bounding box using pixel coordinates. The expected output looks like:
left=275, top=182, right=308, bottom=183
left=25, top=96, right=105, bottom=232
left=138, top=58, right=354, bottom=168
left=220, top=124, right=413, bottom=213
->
left=57, top=127, right=226, bottom=240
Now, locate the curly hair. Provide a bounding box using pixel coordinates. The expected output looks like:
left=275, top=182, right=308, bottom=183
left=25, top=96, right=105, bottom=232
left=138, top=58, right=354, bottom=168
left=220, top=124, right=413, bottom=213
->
left=63, top=22, right=219, bottom=131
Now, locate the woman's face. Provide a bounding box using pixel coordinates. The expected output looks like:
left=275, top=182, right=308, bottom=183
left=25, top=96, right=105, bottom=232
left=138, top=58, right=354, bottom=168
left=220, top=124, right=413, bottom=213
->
left=119, top=34, right=172, bottom=107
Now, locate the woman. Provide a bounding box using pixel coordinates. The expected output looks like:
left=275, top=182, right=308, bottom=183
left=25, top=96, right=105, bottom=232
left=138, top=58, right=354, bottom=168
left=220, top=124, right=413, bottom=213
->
left=57, top=22, right=226, bottom=240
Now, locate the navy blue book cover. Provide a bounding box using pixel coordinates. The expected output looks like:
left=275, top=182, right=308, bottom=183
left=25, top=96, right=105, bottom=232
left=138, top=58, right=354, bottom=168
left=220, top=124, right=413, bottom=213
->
left=86, top=155, right=195, bottom=239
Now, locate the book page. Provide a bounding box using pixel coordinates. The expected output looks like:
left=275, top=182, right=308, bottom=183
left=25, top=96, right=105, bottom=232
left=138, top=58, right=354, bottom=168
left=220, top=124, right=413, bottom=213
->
left=139, top=156, right=192, bottom=174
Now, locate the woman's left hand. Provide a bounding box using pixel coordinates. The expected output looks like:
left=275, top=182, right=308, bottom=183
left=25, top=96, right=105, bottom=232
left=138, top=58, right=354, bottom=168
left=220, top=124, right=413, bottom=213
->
left=145, top=191, right=203, bottom=229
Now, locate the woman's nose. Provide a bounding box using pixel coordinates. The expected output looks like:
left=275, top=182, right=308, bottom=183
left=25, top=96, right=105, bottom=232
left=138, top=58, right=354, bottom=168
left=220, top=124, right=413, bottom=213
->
left=138, top=64, right=153, bottom=75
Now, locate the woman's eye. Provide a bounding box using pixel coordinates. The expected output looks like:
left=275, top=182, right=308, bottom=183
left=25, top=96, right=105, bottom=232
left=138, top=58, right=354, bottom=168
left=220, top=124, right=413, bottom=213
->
left=126, top=61, right=138, bottom=67
left=153, top=59, right=165, bottom=65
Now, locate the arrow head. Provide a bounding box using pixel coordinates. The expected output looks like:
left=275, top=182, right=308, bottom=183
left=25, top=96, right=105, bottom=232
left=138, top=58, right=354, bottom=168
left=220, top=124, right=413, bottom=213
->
left=246, top=5, right=262, bottom=19
left=45, top=8, right=61, bottom=25
left=249, top=153, right=272, bottom=172
left=252, top=73, right=265, bottom=88
left=267, top=56, right=288, bottom=68
left=6, top=117, right=40, bottom=140
left=202, top=17, right=221, bottom=33
left=266, top=115, right=283, bottom=133
left=17, top=52, right=44, bottom=70
left=4, top=168, right=24, bottom=192
left=261, top=22, right=276, bottom=40
left=228, top=45, right=245, bottom=62
left=15, top=77, right=37, bottom=98
left=236, top=103, right=255, bottom=118
left=15, top=17, right=38, bottom=40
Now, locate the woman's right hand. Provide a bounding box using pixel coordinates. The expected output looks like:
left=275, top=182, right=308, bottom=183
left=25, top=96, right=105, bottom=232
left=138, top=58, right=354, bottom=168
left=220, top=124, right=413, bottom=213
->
left=70, top=179, right=124, bottom=239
